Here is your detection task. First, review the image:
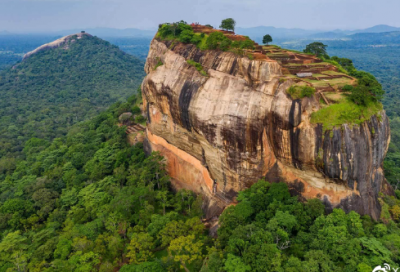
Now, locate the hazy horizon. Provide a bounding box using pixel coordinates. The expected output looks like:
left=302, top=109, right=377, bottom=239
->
left=1, top=0, right=400, bottom=33
left=2, top=24, right=399, bottom=35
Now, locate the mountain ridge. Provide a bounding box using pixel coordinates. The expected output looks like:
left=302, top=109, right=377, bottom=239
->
left=0, top=33, right=145, bottom=160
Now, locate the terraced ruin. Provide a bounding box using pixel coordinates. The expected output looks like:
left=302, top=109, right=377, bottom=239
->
left=190, top=24, right=356, bottom=105
left=263, top=45, right=356, bottom=103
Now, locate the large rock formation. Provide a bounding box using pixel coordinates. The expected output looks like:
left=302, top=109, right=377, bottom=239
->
left=142, top=38, right=392, bottom=219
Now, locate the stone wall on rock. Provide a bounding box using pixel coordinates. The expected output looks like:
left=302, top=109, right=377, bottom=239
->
left=141, top=37, right=392, bottom=220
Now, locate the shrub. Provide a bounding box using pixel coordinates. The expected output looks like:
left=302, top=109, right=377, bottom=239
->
left=158, top=24, right=173, bottom=38
left=348, top=86, right=371, bottom=106
left=372, top=224, right=388, bottom=238
left=187, top=60, right=203, bottom=71
left=301, top=86, right=316, bottom=97
left=342, top=84, right=353, bottom=92
left=231, top=39, right=255, bottom=50
left=241, top=39, right=255, bottom=50
left=190, top=35, right=202, bottom=45
left=131, top=106, right=141, bottom=115
left=206, top=32, right=231, bottom=51
left=135, top=115, right=146, bottom=123
left=220, top=39, right=232, bottom=51
left=154, top=57, right=163, bottom=70
left=179, top=29, right=194, bottom=43
left=287, top=85, right=315, bottom=99
left=331, top=56, right=355, bottom=72
left=187, top=60, right=208, bottom=76
left=158, top=22, right=192, bottom=39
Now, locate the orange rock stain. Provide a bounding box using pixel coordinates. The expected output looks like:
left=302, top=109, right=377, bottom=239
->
left=146, top=129, right=214, bottom=194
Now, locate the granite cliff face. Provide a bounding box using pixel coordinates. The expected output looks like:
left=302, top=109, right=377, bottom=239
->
left=142, top=37, right=392, bottom=219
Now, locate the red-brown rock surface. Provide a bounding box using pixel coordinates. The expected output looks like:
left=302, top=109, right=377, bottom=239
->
left=142, top=38, right=392, bottom=219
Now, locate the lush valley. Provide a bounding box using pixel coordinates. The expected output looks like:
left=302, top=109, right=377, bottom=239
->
left=0, top=34, right=145, bottom=167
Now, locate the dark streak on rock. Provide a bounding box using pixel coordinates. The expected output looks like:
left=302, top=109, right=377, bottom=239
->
left=265, top=162, right=280, bottom=183
left=323, top=195, right=334, bottom=214
left=229, top=58, right=238, bottom=75
left=314, top=124, right=323, bottom=171
left=289, top=100, right=302, bottom=169
left=178, top=81, right=200, bottom=131
left=146, top=102, right=151, bottom=124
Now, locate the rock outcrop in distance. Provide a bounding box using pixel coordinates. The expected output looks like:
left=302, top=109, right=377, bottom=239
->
left=23, top=32, right=91, bottom=61
left=141, top=32, right=393, bottom=220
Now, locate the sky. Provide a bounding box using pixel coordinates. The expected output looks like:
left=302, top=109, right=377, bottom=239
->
left=1, top=0, right=400, bottom=32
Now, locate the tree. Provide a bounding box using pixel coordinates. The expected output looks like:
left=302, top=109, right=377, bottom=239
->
left=168, top=234, right=204, bottom=272
left=120, top=262, right=165, bottom=272
left=156, top=191, right=169, bottom=215
left=347, top=85, right=371, bottom=106
left=220, top=18, right=236, bottom=32
left=126, top=232, right=154, bottom=264
left=262, top=34, right=273, bottom=45
left=224, top=254, right=251, bottom=272
left=303, top=42, right=328, bottom=57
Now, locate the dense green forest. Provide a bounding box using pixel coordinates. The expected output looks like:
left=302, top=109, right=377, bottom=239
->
left=0, top=35, right=57, bottom=70
left=0, top=93, right=205, bottom=271
left=0, top=34, right=145, bottom=166
left=1, top=92, right=400, bottom=272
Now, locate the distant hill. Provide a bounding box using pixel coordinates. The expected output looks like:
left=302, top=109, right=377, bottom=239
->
left=236, top=26, right=320, bottom=40
left=54, top=27, right=156, bottom=38
left=350, top=30, right=400, bottom=41
left=357, top=24, right=400, bottom=33
left=237, top=24, right=400, bottom=41
left=0, top=33, right=145, bottom=160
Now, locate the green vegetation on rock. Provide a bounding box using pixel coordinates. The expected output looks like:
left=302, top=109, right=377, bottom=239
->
left=309, top=54, right=385, bottom=131
left=311, top=99, right=383, bottom=131
left=287, top=85, right=316, bottom=100
left=187, top=60, right=208, bottom=76
left=154, top=57, right=163, bottom=70
left=157, top=22, right=254, bottom=53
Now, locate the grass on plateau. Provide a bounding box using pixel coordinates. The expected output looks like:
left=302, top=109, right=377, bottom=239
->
left=311, top=98, right=383, bottom=131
